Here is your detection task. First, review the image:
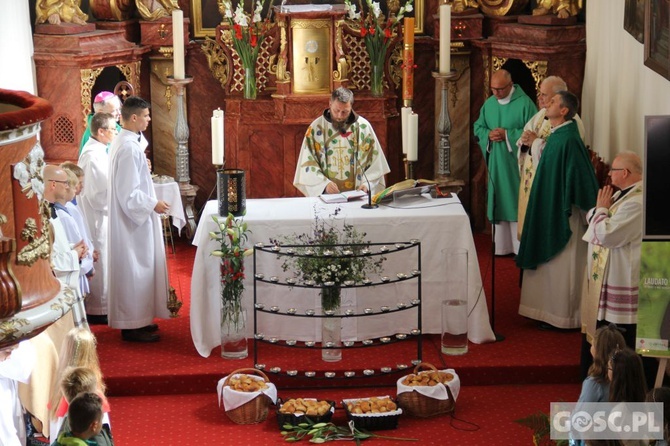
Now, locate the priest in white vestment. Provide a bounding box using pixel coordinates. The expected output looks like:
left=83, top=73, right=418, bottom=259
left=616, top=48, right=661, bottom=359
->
left=107, top=96, right=171, bottom=343
left=582, top=152, right=644, bottom=342
left=78, top=112, right=115, bottom=323
left=293, top=87, right=390, bottom=197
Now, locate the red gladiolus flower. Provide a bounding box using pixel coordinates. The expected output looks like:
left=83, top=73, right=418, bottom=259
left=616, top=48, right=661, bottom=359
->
left=384, top=28, right=391, bottom=39
left=360, top=26, right=367, bottom=37
left=233, top=24, right=242, bottom=40
left=369, top=27, right=376, bottom=36
left=250, top=33, right=258, bottom=47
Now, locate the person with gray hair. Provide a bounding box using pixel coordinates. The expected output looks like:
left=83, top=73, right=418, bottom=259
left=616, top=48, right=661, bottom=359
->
left=582, top=151, right=644, bottom=364
left=293, top=87, right=391, bottom=196
left=78, top=92, right=122, bottom=156
left=516, top=91, right=599, bottom=330
left=516, top=75, right=586, bottom=240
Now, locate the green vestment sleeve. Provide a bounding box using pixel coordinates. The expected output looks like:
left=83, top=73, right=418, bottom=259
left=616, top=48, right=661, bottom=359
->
left=516, top=121, right=599, bottom=269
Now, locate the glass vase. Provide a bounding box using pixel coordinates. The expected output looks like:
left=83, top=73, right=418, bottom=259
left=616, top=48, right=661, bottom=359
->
left=370, top=61, right=384, bottom=97
left=243, top=66, right=257, bottom=100
left=221, top=302, right=248, bottom=359
left=321, top=287, right=342, bottom=362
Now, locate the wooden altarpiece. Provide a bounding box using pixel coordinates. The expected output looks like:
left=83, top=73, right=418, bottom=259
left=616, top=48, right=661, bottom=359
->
left=203, top=5, right=401, bottom=198
left=33, top=27, right=148, bottom=162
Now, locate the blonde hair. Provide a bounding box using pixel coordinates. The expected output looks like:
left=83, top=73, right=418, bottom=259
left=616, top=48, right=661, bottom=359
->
left=49, top=328, right=106, bottom=418
left=60, top=366, right=98, bottom=402
left=61, top=161, right=84, bottom=178
left=63, top=169, right=78, bottom=189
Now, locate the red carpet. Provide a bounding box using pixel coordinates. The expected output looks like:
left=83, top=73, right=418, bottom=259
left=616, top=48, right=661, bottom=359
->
left=91, top=232, right=583, bottom=445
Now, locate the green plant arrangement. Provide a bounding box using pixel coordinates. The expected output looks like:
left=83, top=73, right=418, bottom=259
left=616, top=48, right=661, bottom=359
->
left=210, top=212, right=253, bottom=358
left=515, top=411, right=570, bottom=446
left=274, top=209, right=386, bottom=312
left=274, top=208, right=385, bottom=362
left=281, top=419, right=417, bottom=443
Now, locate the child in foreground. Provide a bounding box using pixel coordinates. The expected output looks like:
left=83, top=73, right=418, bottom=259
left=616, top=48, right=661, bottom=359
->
left=52, top=392, right=104, bottom=446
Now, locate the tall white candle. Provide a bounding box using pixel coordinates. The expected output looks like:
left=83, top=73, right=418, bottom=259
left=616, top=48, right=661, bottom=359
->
left=439, top=4, right=451, bottom=74
left=407, top=112, right=418, bottom=162
left=401, top=107, right=412, bottom=155
left=172, top=10, right=185, bottom=80
left=211, top=108, right=224, bottom=165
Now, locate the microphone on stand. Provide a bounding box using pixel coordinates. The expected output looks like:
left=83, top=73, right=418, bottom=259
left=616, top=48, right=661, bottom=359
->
left=358, top=158, right=378, bottom=209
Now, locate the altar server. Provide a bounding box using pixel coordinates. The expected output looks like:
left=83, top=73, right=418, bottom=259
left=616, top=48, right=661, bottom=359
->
left=107, top=96, right=170, bottom=343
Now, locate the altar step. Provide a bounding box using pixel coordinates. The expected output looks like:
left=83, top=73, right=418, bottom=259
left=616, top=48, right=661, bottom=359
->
left=94, top=324, right=581, bottom=397
left=106, top=383, right=582, bottom=445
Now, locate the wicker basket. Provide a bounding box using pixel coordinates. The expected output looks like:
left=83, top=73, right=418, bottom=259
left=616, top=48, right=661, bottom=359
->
left=396, top=362, right=455, bottom=418
left=223, top=368, right=272, bottom=425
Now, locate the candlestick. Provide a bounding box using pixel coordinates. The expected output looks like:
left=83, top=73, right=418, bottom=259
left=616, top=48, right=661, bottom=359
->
left=439, top=4, right=451, bottom=74
left=401, top=106, right=411, bottom=155
left=432, top=71, right=458, bottom=180
left=407, top=112, right=418, bottom=162
left=402, top=17, right=415, bottom=106
left=211, top=108, right=224, bottom=165
left=172, top=10, right=185, bottom=80
left=167, top=75, right=196, bottom=237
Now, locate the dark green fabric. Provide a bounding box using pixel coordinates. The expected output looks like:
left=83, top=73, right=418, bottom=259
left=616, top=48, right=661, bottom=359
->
left=516, top=121, right=598, bottom=270
left=473, top=85, right=538, bottom=222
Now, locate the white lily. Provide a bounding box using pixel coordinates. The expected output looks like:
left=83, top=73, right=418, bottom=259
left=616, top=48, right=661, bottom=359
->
left=234, top=3, right=248, bottom=27
left=252, top=0, right=262, bottom=22
left=371, top=1, right=381, bottom=18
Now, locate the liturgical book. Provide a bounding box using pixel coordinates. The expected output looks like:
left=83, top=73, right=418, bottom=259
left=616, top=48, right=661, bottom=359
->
left=319, top=190, right=367, bottom=204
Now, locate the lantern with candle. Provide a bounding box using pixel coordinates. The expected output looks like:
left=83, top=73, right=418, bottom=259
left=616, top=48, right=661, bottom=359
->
left=219, top=0, right=274, bottom=99
left=343, top=0, right=414, bottom=97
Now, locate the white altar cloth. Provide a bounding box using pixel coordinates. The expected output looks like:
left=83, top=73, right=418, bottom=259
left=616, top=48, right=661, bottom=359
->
left=190, top=195, right=495, bottom=357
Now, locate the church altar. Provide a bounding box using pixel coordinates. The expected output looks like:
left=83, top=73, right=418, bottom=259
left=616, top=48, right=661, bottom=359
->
left=200, top=4, right=404, bottom=198
left=190, top=194, right=495, bottom=358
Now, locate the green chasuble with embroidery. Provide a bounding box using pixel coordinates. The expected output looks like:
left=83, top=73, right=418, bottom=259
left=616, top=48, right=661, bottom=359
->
left=473, top=85, right=537, bottom=222
left=293, top=110, right=390, bottom=197
left=516, top=120, right=598, bottom=270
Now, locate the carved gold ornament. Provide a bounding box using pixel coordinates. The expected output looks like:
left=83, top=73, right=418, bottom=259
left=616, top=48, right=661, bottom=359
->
left=80, top=62, right=141, bottom=126
left=202, top=36, right=231, bottom=90
left=478, top=0, right=530, bottom=16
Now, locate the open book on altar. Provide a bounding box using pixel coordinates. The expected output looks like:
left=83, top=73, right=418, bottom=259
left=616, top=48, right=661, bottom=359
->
left=319, top=189, right=367, bottom=204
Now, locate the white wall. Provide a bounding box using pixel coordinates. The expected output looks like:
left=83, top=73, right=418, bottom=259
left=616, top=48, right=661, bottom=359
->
left=0, top=1, right=35, bottom=94
left=582, top=0, right=670, bottom=163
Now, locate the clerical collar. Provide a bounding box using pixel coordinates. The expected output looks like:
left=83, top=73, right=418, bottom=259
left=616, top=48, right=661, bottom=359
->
left=615, top=183, right=636, bottom=201
left=497, top=85, right=515, bottom=105
left=550, top=120, right=573, bottom=132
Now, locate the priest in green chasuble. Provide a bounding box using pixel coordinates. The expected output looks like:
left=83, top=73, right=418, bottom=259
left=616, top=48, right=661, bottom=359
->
left=474, top=70, right=537, bottom=255
left=516, top=91, right=598, bottom=329
left=293, top=87, right=391, bottom=197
